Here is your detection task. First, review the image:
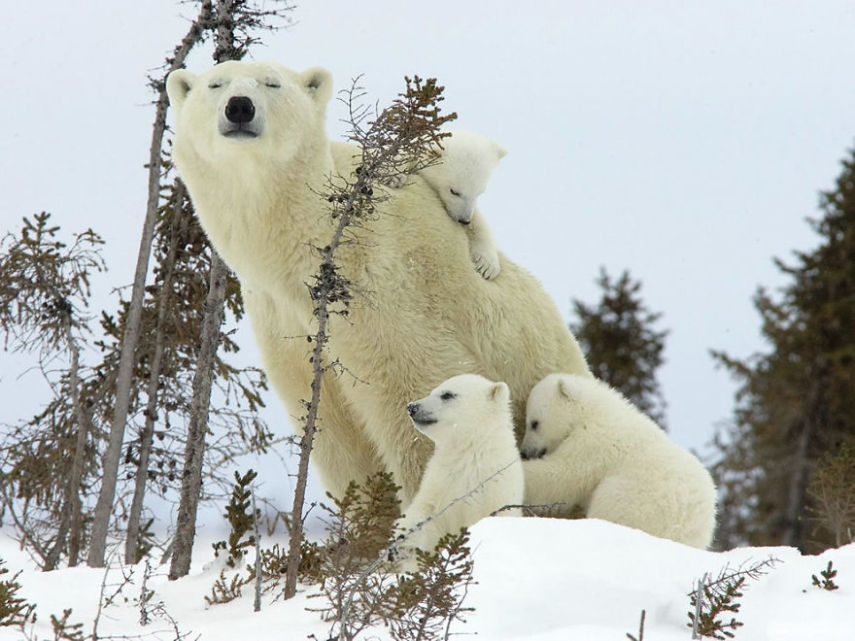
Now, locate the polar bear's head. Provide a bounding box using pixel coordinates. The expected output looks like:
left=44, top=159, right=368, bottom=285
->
left=166, top=61, right=333, bottom=173
left=406, top=374, right=511, bottom=445
left=420, top=131, right=507, bottom=224
left=521, top=373, right=581, bottom=460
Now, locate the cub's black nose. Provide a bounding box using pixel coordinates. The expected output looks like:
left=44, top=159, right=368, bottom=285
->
left=225, top=96, right=255, bottom=124
left=406, top=403, right=418, bottom=417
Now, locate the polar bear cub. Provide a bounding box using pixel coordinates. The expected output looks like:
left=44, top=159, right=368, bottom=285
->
left=394, top=374, right=524, bottom=563
left=522, top=373, right=717, bottom=548
left=388, top=130, right=507, bottom=280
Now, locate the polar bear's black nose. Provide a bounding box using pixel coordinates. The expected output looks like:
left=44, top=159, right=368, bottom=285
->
left=406, top=403, right=418, bottom=417
left=225, top=96, right=256, bottom=123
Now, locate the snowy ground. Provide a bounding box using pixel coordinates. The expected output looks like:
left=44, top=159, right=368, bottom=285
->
left=2, top=518, right=853, bottom=641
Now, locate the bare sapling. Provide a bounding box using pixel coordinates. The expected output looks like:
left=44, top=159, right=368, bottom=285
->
left=88, top=0, right=217, bottom=568
left=282, top=75, right=457, bottom=600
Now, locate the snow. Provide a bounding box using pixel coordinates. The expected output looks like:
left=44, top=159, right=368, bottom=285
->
left=3, top=517, right=854, bottom=641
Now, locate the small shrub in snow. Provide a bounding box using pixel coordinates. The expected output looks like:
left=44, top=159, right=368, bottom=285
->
left=205, top=570, right=251, bottom=606
left=811, top=560, right=839, bottom=591
left=381, top=530, right=474, bottom=641
left=0, top=558, right=36, bottom=629
left=310, top=472, right=475, bottom=641
left=687, top=557, right=779, bottom=639
left=211, top=469, right=259, bottom=569
left=49, top=608, right=84, bottom=641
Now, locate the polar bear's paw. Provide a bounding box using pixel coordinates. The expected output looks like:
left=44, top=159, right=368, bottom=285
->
left=471, top=246, right=501, bottom=280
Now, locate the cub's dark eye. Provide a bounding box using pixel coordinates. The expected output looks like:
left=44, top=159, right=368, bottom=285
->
left=449, top=188, right=462, bottom=197
left=440, top=391, right=456, bottom=401
left=530, top=420, right=539, bottom=431
left=264, top=80, right=281, bottom=88
left=208, top=81, right=223, bottom=89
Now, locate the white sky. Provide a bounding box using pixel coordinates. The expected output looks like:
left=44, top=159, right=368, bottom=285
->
left=2, top=1, right=855, bottom=499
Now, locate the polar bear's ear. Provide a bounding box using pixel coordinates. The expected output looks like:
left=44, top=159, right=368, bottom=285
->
left=488, top=381, right=509, bottom=402
left=493, top=141, right=508, bottom=161
left=301, top=67, right=333, bottom=105
left=557, top=378, right=573, bottom=401
left=166, top=69, right=196, bottom=113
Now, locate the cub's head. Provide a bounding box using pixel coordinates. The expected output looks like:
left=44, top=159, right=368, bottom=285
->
left=521, top=373, right=581, bottom=460
left=421, top=130, right=507, bottom=224
left=166, top=61, right=333, bottom=171
left=406, top=374, right=510, bottom=444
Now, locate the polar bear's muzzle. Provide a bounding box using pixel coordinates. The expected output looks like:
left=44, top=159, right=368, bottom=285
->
left=520, top=446, right=546, bottom=460
left=219, top=95, right=261, bottom=138
left=407, top=402, right=437, bottom=427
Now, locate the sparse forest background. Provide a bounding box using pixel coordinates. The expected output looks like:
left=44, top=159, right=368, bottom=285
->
left=0, top=0, right=854, bottom=616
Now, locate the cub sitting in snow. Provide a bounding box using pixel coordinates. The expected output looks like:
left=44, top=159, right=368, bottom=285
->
left=386, top=130, right=506, bottom=280
left=393, top=374, right=524, bottom=565
left=522, top=373, right=717, bottom=549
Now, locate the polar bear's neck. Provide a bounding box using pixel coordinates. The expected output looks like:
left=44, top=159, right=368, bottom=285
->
left=180, top=137, right=338, bottom=300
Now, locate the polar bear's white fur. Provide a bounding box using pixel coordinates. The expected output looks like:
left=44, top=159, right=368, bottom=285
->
left=522, top=373, right=717, bottom=548
left=424, top=131, right=505, bottom=280
left=385, top=130, right=506, bottom=279
left=166, top=61, right=590, bottom=505
left=420, top=131, right=506, bottom=223
left=395, top=374, right=523, bottom=561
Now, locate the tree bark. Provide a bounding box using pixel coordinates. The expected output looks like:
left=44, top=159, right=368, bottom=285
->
left=168, top=0, right=242, bottom=581
left=781, top=361, right=827, bottom=549
left=283, top=304, right=329, bottom=598
left=168, top=250, right=228, bottom=579
left=44, top=323, right=89, bottom=570
left=87, top=2, right=214, bottom=569
left=125, top=184, right=188, bottom=565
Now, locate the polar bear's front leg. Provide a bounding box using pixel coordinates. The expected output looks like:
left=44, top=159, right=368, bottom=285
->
left=243, top=291, right=385, bottom=501
left=466, top=209, right=501, bottom=280
left=522, top=455, right=588, bottom=517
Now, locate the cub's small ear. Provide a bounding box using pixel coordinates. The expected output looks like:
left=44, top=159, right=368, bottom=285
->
left=557, top=378, right=573, bottom=401
left=166, top=69, right=195, bottom=112
left=301, top=67, right=333, bottom=105
left=489, top=381, right=510, bottom=402
left=493, top=141, right=509, bottom=161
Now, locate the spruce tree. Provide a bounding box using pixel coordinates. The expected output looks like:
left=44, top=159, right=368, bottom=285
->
left=710, top=146, right=855, bottom=552
left=0, top=213, right=106, bottom=569
left=570, top=268, right=669, bottom=427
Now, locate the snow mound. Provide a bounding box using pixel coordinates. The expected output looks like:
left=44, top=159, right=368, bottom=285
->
left=3, top=517, right=854, bottom=641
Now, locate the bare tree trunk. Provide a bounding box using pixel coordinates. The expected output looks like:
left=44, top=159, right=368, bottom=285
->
left=168, top=0, right=244, bottom=581
left=125, top=184, right=188, bottom=565
left=44, top=323, right=88, bottom=570
left=252, top=488, right=262, bottom=613
left=87, top=1, right=214, bottom=569
left=168, top=251, right=228, bottom=580
left=781, top=362, right=827, bottom=549
left=782, top=418, right=812, bottom=548
left=283, top=302, right=330, bottom=598
left=66, top=345, right=91, bottom=568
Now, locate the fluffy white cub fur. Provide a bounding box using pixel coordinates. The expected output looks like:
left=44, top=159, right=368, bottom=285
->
left=522, top=373, right=717, bottom=548
left=394, top=374, right=523, bottom=566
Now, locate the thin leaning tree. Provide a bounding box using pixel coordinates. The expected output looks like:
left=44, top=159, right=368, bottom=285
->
left=87, top=0, right=217, bottom=568
left=282, top=76, right=457, bottom=599
left=168, top=0, right=295, bottom=581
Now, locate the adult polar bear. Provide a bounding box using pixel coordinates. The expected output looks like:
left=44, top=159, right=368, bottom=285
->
left=166, top=60, right=590, bottom=504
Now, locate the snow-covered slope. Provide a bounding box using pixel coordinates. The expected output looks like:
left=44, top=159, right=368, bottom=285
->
left=2, top=518, right=853, bottom=640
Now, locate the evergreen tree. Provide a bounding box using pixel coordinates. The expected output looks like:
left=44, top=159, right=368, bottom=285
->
left=0, top=213, right=106, bottom=569
left=570, top=268, right=669, bottom=427
left=710, top=147, right=855, bottom=552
